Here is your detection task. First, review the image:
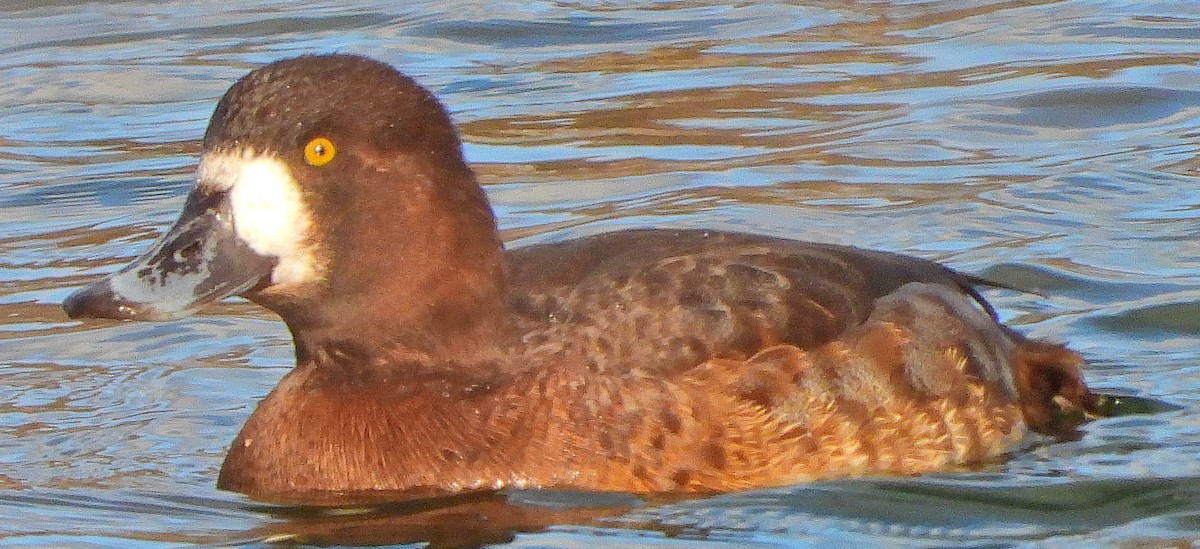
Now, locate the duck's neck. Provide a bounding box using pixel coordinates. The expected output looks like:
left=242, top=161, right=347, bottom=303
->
left=285, top=281, right=510, bottom=374
left=263, top=173, right=512, bottom=370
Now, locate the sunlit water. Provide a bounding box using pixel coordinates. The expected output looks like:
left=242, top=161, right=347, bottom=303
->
left=1, top=1, right=1199, bottom=547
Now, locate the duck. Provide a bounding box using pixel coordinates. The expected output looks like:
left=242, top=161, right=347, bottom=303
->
left=63, top=54, right=1099, bottom=504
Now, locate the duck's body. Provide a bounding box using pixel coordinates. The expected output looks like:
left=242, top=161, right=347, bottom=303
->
left=221, top=228, right=1087, bottom=499
left=63, top=54, right=1097, bottom=503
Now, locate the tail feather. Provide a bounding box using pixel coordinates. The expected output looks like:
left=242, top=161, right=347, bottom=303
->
left=1009, top=331, right=1099, bottom=435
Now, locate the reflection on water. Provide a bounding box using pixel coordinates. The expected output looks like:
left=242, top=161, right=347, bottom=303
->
left=1, top=0, right=1199, bottom=546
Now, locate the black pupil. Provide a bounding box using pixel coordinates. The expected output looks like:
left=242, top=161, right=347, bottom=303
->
left=313, top=144, right=325, bottom=156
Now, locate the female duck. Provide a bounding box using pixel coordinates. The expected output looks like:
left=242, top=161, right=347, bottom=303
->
left=64, top=54, right=1098, bottom=503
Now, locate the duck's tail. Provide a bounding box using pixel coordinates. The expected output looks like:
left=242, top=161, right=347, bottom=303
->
left=1008, top=332, right=1101, bottom=436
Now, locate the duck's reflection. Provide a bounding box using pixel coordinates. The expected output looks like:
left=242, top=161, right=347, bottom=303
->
left=240, top=490, right=647, bottom=548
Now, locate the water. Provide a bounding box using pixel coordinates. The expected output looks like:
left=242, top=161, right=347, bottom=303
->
left=2, top=0, right=1199, bottom=546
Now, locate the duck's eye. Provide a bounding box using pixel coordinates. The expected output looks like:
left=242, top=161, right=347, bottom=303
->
left=303, top=136, right=337, bottom=166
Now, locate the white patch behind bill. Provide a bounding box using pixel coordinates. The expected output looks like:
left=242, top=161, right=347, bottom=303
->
left=197, top=149, right=324, bottom=285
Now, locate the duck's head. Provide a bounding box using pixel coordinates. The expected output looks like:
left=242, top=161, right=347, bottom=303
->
left=64, top=55, right=506, bottom=356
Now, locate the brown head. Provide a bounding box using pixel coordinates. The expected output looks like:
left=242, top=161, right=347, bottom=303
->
left=63, top=55, right=507, bottom=361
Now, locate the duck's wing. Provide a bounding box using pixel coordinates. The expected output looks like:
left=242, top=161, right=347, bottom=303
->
left=506, top=228, right=987, bottom=357
left=505, top=229, right=1096, bottom=438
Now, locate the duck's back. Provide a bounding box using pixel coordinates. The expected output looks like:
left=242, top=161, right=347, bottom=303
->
left=506, top=228, right=999, bottom=375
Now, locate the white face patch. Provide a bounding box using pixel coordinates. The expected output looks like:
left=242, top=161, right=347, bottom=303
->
left=197, top=149, right=325, bottom=285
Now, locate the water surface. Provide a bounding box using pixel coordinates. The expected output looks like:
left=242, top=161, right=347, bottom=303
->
left=2, top=1, right=1200, bottom=547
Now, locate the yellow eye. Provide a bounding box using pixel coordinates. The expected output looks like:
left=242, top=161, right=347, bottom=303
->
left=303, top=136, right=337, bottom=166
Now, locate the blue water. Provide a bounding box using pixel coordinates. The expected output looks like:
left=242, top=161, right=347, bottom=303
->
left=2, top=1, right=1199, bottom=547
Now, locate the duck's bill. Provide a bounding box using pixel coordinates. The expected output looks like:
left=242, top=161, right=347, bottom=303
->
left=63, top=189, right=276, bottom=321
